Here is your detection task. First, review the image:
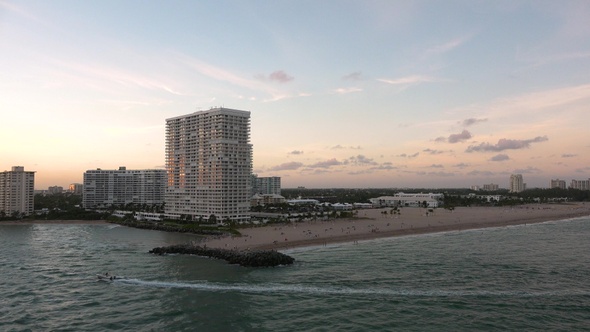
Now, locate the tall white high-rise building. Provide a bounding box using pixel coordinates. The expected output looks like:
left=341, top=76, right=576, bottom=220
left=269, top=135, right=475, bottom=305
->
left=165, top=107, right=252, bottom=223
left=509, top=174, right=525, bottom=193
left=0, top=166, right=35, bottom=216
left=83, top=167, right=166, bottom=208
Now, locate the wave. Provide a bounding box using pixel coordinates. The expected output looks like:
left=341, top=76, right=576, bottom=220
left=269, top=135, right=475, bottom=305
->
left=114, top=278, right=590, bottom=297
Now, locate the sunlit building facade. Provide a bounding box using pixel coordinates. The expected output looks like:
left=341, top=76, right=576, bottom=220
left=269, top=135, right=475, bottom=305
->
left=83, top=167, right=166, bottom=208
left=165, top=107, right=252, bottom=223
left=0, top=166, right=35, bottom=216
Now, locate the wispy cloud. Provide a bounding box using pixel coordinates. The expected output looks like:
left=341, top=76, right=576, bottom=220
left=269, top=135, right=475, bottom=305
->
left=437, top=129, right=473, bottom=144
left=513, top=166, right=541, bottom=174
left=489, top=154, right=510, bottom=162
left=331, top=145, right=362, bottom=150
left=288, top=150, right=304, bottom=155
left=342, top=71, right=362, bottom=81
left=268, top=162, right=304, bottom=171
left=333, top=87, right=363, bottom=94
left=176, top=53, right=295, bottom=101
left=348, top=155, right=378, bottom=166
left=468, top=170, right=496, bottom=176
left=423, top=148, right=446, bottom=155
left=424, top=35, right=472, bottom=57
left=308, top=158, right=343, bottom=169
left=377, top=75, right=441, bottom=86
left=460, top=118, right=487, bottom=127
left=0, top=1, right=40, bottom=22
left=50, top=59, right=186, bottom=96
left=561, top=153, right=577, bottom=158
left=397, top=152, right=419, bottom=158
left=256, top=70, right=294, bottom=83
left=466, top=136, right=548, bottom=152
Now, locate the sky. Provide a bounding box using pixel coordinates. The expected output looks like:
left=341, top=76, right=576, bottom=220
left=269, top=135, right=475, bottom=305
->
left=1, top=0, right=590, bottom=190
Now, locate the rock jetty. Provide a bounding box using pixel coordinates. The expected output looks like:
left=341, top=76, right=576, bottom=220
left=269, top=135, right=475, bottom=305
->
left=149, top=244, right=295, bottom=267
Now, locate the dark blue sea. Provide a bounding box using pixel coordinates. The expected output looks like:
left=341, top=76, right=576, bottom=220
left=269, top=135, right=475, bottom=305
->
left=1, top=217, right=589, bottom=331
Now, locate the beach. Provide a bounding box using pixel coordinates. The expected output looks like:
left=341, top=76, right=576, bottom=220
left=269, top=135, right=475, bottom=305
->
left=3, top=203, right=590, bottom=251
left=203, top=203, right=590, bottom=250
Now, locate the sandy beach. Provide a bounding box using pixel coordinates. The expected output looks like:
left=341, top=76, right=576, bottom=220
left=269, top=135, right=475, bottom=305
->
left=203, top=203, right=590, bottom=250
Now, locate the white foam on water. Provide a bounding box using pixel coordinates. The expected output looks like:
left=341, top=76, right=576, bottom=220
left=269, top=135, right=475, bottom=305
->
left=114, top=278, right=590, bottom=297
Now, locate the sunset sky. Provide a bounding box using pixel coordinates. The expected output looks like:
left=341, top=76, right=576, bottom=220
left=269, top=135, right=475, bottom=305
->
left=1, top=1, right=589, bottom=189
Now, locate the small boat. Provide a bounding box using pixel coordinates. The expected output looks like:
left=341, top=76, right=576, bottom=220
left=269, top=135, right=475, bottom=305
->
left=97, top=274, right=121, bottom=281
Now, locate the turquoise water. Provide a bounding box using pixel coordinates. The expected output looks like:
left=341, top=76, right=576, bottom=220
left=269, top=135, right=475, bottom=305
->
left=1, top=218, right=589, bottom=331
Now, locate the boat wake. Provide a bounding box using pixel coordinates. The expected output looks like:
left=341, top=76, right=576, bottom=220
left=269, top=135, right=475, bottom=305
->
left=114, top=278, right=590, bottom=298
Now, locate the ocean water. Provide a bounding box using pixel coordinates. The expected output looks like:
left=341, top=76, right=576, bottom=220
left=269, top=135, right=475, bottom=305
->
left=1, top=217, right=589, bottom=331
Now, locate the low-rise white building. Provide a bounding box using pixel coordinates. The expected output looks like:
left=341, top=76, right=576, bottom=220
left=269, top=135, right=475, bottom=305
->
left=251, top=193, right=286, bottom=206
left=369, top=192, right=443, bottom=208
left=287, top=199, right=320, bottom=205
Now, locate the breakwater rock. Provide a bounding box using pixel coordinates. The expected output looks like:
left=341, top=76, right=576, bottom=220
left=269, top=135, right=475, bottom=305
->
left=149, top=244, right=295, bottom=267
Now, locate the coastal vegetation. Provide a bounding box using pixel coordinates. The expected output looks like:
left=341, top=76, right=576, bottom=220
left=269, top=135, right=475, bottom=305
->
left=282, top=187, right=590, bottom=206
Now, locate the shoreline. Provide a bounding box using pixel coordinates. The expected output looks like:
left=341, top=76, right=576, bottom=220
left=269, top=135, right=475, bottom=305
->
left=0, top=219, right=109, bottom=225
left=2, top=203, right=589, bottom=252
left=203, top=203, right=590, bottom=251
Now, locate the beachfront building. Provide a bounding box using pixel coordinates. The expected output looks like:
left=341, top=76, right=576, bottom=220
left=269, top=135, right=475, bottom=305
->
left=550, top=179, right=567, bottom=190
left=0, top=166, right=35, bottom=217
left=369, top=192, right=444, bottom=208
left=251, top=175, right=281, bottom=195
left=165, top=107, right=252, bottom=223
left=570, top=179, right=590, bottom=190
left=251, top=193, right=286, bottom=206
left=509, top=174, right=525, bottom=193
left=287, top=198, right=320, bottom=205
left=82, top=167, right=166, bottom=208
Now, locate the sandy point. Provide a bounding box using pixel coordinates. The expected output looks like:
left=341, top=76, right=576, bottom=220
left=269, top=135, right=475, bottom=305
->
left=203, top=203, right=590, bottom=251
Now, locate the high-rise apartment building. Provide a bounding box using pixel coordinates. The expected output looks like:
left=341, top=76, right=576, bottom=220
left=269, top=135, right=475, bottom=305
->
left=252, top=175, right=281, bottom=195
left=165, top=107, right=252, bottom=223
left=509, top=174, right=525, bottom=193
left=0, top=166, right=35, bottom=216
left=482, top=183, right=499, bottom=191
left=550, top=179, right=566, bottom=190
left=83, top=167, right=166, bottom=208
left=570, top=179, right=590, bottom=190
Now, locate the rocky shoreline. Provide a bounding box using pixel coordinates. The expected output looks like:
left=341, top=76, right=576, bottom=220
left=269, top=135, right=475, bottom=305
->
left=149, top=244, right=295, bottom=267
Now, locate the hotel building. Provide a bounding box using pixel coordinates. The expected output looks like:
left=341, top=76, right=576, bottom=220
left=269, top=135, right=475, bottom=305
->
left=0, top=166, right=35, bottom=216
left=165, top=107, right=252, bottom=223
left=82, top=167, right=166, bottom=208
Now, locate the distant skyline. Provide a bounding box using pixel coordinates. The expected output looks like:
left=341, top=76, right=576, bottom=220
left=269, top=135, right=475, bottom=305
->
left=1, top=1, right=589, bottom=189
